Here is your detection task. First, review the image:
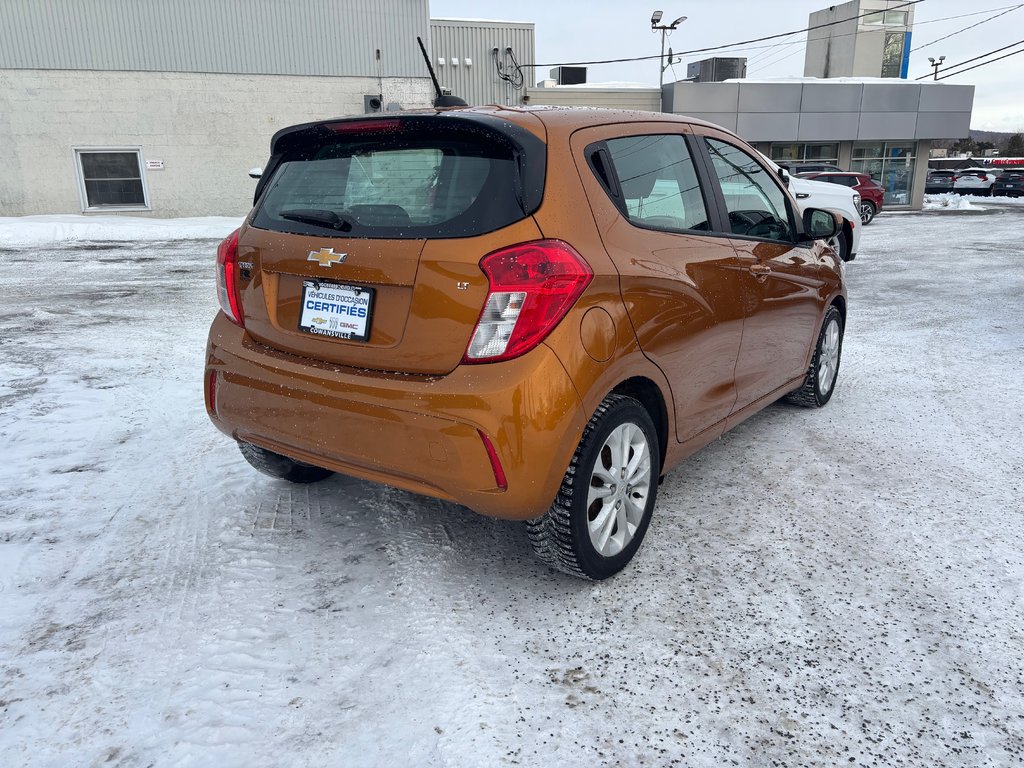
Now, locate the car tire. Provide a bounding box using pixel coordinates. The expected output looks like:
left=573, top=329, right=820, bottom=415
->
left=860, top=200, right=876, bottom=225
left=786, top=305, right=843, bottom=408
left=827, top=227, right=851, bottom=262
left=237, top=441, right=334, bottom=483
left=527, top=394, right=660, bottom=580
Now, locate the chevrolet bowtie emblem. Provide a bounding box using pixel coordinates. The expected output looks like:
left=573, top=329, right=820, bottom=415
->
left=307, top=248, right=347, bottom=267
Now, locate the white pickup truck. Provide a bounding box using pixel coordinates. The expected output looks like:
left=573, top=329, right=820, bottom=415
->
left=761, top=155, right=861, bottom=262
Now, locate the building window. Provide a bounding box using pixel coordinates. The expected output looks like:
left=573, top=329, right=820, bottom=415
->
left=881, top=32, right=906, bottom=78
left=863, top=10, right=908, bottom=25
left=74, top=148, right=150, bottom=211
left=851, top=142, right=915, bottom=205
left=769, top=143, right=840, bottom=164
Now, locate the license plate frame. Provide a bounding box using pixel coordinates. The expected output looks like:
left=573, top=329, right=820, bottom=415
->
left=298, top=279, right=375, bottom=342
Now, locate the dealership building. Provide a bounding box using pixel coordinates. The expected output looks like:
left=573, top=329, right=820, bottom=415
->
left=1, top=0, right=971, bottom=216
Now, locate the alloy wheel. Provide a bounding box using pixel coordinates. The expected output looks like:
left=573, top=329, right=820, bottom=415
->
left=818, top=317, right=841, bottom=395
left=586, top=423, right=652, bottom=556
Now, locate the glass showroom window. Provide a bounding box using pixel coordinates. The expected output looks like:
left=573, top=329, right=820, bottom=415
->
left=74, top=149, right=150, bottom=211
left=880, top=32, right=907, bottom=78
left=851, top=142, right=915, bottom=205
left=769, top=143, right=840, bottom=164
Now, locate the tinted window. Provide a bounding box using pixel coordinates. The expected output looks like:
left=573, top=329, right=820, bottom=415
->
left=705, top=138, right=794, bottom=242
left=253, top=131, right=525, bottom=239
left=819, top=175, right=856, bottom=187
left=602, top=135, right=709, bottom=232
left=77, top=150, right=146, bottom=207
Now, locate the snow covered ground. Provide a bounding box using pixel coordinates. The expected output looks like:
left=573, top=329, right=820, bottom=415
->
left=1, top=204, right=1023, bottom=767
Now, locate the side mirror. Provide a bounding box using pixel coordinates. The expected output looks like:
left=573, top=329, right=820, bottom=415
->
left=248, top=167, right=263, bottom=180
left=777, top=166, right=790, bottom=185
left=802, top=207, right=841, bottom=241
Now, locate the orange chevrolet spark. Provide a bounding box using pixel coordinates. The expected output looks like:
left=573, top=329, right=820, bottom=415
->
left=205, top=106, right=846, bottom=579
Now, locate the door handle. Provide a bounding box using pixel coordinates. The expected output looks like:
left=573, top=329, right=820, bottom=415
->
left=749, top=263, right=772, bottom=277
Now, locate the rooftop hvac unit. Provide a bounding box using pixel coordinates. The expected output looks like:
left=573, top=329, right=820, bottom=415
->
left=685, top=57, right=747, bottom=83
left=549, top=66, right=587, bottom=85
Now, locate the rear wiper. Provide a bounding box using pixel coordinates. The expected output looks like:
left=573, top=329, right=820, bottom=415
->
left=279, top=209, right=354, bottom=232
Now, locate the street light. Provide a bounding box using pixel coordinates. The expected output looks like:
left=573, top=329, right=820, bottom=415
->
left=928, top=55, right=945, bottom=81
left=651, top=10, right=687, bottom=89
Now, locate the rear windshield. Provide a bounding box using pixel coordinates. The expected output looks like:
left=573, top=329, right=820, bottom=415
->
left=252, top=128, right=528, bottom=239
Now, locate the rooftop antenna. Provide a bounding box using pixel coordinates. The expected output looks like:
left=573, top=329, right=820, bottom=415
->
left=375, top=48, right=384, bottom=108
left=417, top=36, right=467, bottom=107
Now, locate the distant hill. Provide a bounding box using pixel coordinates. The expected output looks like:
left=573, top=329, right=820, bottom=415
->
left=932, top=129, right=1020, bottom=151
left=969, top=129, right=1017, bottom=144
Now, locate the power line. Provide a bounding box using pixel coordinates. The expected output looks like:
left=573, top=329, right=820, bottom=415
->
left=913, top=4, right=1024, bottom=51
left=937, top=44, right=1024, bottom=79
left=524, top=0, right=924, bottom=68
left=915, top=38, right=1024, bottom=80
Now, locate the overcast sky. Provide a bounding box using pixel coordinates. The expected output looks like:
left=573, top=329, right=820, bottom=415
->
left=429, top=0, right=1024, bottom=132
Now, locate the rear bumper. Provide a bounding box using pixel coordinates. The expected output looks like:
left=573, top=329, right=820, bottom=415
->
left=205, top=312, right=588, bottom=520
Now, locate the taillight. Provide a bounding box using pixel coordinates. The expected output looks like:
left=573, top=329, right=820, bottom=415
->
left=216, top=228, right=244, bottom=327
left=464, top=240, right=593, bottom=363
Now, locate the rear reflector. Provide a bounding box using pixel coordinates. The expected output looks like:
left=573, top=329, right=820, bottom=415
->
left=478, top=430, right=508, bottom=491
left=206, top=370, right=218, bottom=416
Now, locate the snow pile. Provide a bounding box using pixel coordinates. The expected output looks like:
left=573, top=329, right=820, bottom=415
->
left=923, top=193, right=978, bottom=210
left=0, top=214, right=243, bottom=246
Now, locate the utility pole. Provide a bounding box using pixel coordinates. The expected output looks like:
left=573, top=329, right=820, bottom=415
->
left=928, top=55, right=945, bottom=80
left=651, top=11, right=687, bottom=90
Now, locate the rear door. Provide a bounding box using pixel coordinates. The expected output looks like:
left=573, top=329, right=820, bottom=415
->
left=572, top=125, right=744, bottom=443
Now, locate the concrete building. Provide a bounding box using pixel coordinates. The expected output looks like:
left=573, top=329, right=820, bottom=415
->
left=0, top=0, right=437, bottom=216
left=804, top=0, right=916, bottom=79
left=525, top=83, right=662, bottom=111
left=662, top=78, right=973, bottom=208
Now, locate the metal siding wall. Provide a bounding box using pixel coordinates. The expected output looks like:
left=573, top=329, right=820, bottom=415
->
left=429, top=20, right=534, bottom=106
left=0, top=0, right=430, bottom=77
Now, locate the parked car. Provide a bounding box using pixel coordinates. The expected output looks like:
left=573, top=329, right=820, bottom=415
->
left=205, top=107, right=847, bottom=580
left=992, top=167, right=1024, bottom=197
left=799, top=171, right=885, bottom=224
left=763, top=157, right=861, bottom=261
left=953, top=167, right=998, bottom=196
left=925, top=169, right=957, bottom=194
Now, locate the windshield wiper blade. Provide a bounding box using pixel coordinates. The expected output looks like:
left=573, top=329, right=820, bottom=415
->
left=279, top=209, right=353, bottom=232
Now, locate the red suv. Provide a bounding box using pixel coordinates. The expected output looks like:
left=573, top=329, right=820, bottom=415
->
left=799, top=172, right=885, bottom=225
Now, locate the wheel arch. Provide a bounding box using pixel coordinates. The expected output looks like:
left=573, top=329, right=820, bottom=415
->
left=830, top=294, right=847, bottom=324
left=842, top=217, right=855, bottom=250
left=609, top=376, right=669, bottom=474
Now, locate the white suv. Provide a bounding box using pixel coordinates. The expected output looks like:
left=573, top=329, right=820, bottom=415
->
left=760, top=155, right=861, bottom=262
left=953, top=168, right=997, bottom=196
